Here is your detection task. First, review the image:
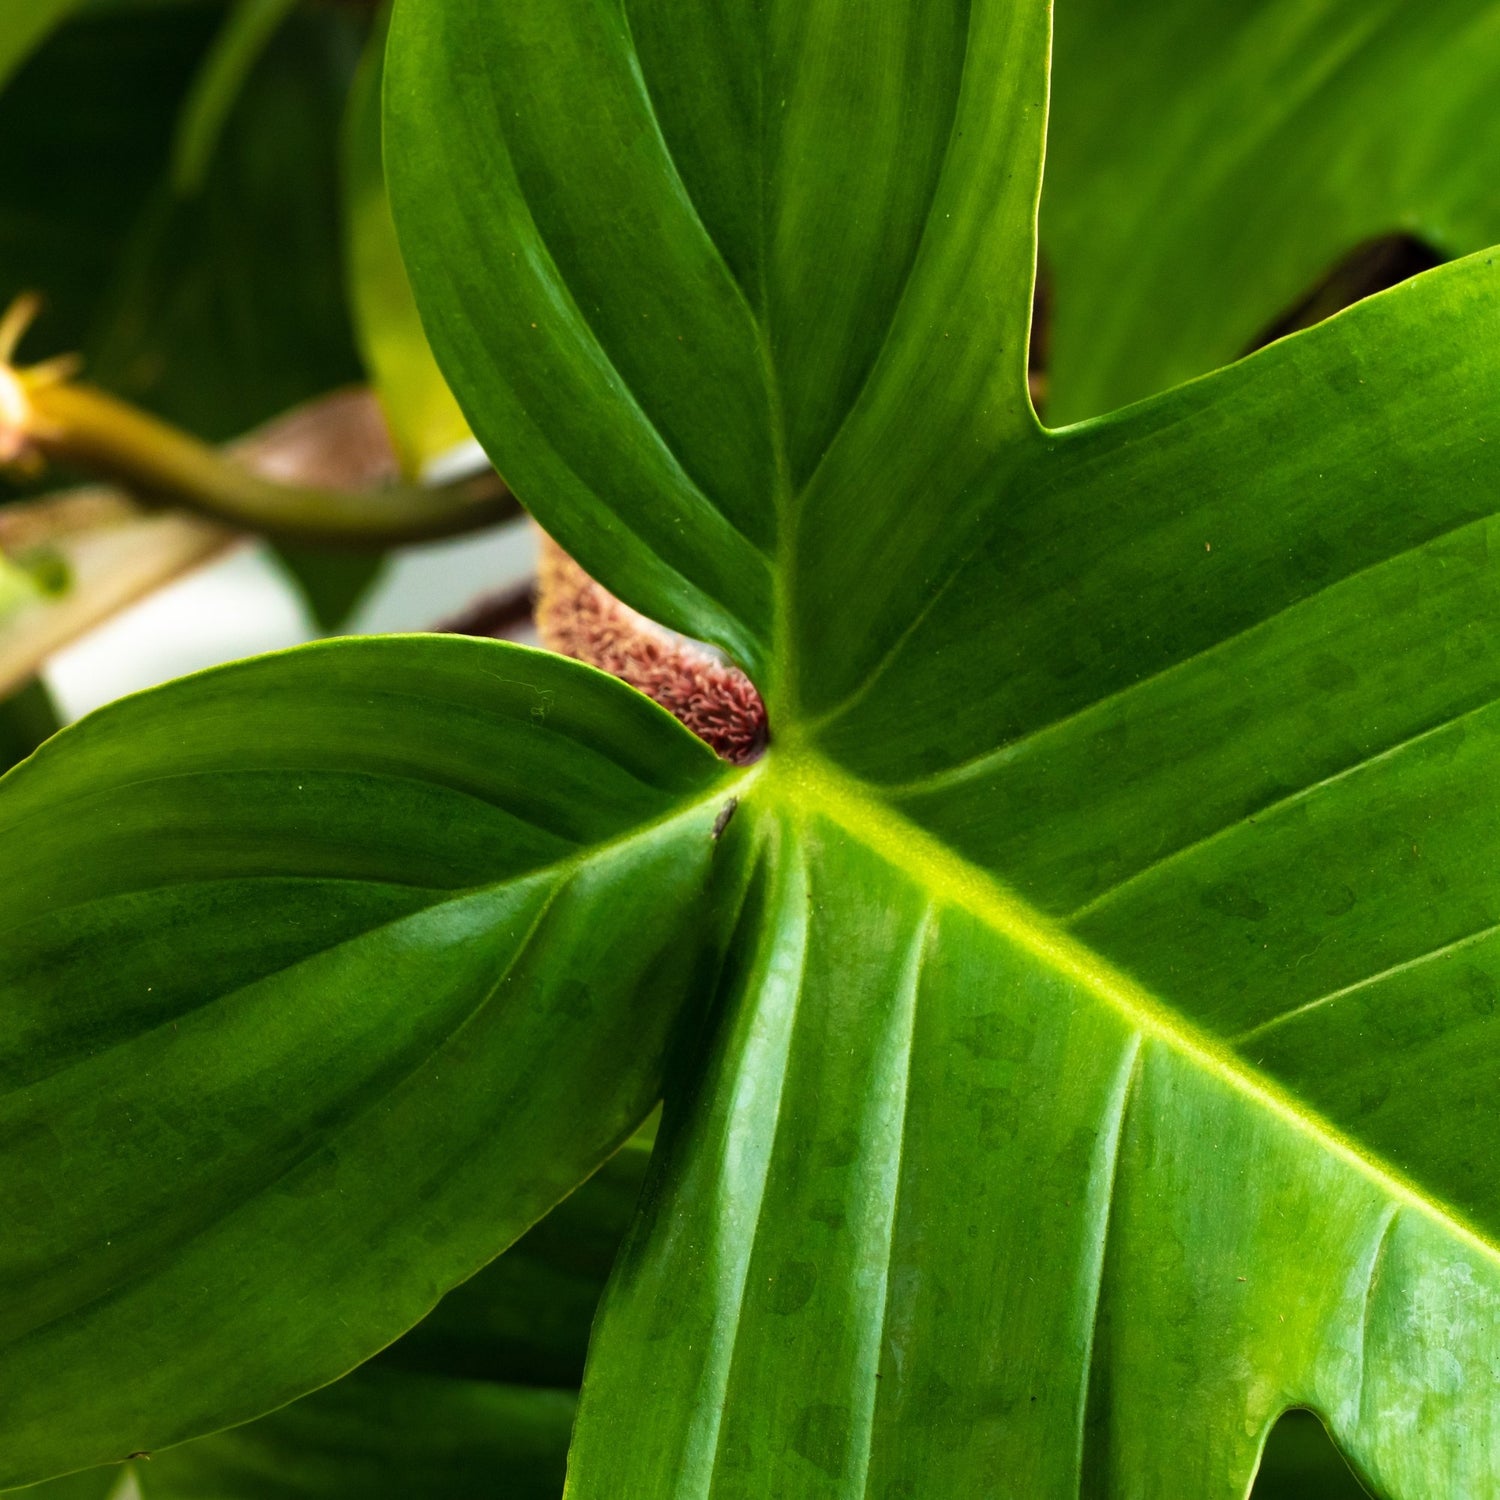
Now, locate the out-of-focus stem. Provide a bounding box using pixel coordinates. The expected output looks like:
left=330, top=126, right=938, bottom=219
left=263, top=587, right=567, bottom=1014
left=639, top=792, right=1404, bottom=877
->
left=19, top=376, right=514, bottom=547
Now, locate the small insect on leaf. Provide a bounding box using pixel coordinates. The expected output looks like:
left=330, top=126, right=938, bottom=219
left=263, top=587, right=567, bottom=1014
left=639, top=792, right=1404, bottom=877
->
left=711, top=797, right=739, bottom=841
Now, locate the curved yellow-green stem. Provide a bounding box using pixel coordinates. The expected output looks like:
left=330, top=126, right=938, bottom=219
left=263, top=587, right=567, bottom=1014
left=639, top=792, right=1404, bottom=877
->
left=15, top=374, right=516, bottom=548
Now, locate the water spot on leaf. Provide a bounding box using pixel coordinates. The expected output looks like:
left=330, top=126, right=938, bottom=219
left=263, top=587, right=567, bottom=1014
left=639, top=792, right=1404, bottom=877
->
left=954, top=1010, right=1032, bottom=1063
left=793, top=1401, right=850, bottom=1479
left=1321, top=884, right=1356, bottom=917
left=767, top=1259, right=818, bottom=1316
left=822, top=1128, right=860, bottom=1168
left=1306, top=653, right=1359, bottom=695
left=1461, top=966, right=1497, bottom=1018
left=1202, top=881, right=1270, bottom=922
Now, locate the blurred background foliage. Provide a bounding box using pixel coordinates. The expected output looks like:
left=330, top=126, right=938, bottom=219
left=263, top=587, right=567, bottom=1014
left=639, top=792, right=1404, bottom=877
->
left=1, top=0, right=362, bottom=441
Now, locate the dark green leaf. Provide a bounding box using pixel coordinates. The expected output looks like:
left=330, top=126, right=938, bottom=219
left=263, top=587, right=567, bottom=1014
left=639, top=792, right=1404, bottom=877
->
left=0, top=677, right=60, bottom=774
left=377, top=1139, right=650, bottom=1389
left=136, top=1370, right=574, bottom=1500
left=271, top=544, right=386, bottom=634
left=0, top=3, right=362, bottom=443
left=0, top=7, right=212, bottom=362
left=1254, top=1412, right=1371, bottom=1500
left=87, top=7, right=365, bottom=438
left=169, top=0, right=299, bottom=197
left=0, top=0, right=93, bottom=95
left=1042, top=0, right=1500, bottom=420
left=0, top=637, right=737, bottom=1488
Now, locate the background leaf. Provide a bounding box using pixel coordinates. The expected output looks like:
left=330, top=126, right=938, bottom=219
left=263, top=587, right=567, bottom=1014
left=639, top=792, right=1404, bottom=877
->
left=1254, top=1412, right=1370, bottom=1500
left=138, top=1370, right=574, bottom=1500
left=1042, top=0, right=1500, bottom=420
left=270, top=544, right=386, bottom=634
left=0, top=0, right=92, bottom=95
left=341, top=4, right=471, bottom=482
left=0, top=2, right=362, bottom=442
left=0, top=676, right=60, bottom=775
left=86, top=5, right=363, bottom=438
left=169, top=0, right=299, bottom=197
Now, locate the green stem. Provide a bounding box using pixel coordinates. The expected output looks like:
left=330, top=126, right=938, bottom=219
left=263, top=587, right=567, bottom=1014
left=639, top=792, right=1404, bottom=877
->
left=23, top=377, right=517, bottom=547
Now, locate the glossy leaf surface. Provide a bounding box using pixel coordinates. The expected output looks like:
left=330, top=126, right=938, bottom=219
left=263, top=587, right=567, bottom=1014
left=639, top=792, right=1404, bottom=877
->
left=386, top=0, right=1500, bottom=1494
left=134, top=1143, right=650, bottom=1500
left=1043, top=0, right=1500, bottom=420
left=0, top=638, right=733, bottom=1488
left=387, top=0, right=1046, bottom=691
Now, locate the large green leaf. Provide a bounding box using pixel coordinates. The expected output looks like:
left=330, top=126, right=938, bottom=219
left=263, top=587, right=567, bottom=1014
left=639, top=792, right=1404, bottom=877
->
left=1042, top=0, right=1500, bottom=421
left=0, top=637, right=736, bottom=1488
left=385, top=0, right=1045, bottom=692
left=133, top=1141, right=650, bottom=1499
left=383, top=1, right=1500, bottom=1495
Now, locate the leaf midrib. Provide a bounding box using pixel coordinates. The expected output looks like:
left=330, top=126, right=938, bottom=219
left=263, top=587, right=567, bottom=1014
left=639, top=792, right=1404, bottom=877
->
left=761, top=743, right=1500, bottom=1274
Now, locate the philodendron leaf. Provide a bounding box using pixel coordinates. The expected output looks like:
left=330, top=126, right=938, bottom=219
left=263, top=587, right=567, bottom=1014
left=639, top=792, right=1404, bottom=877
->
left=133, top=1141, right=651, bottom=1500
left=385, top=0, right=1500, bottom=1495
left=0, top=637, right=737, bottom=1488
left=384, top=0, right=1046, bottom=694
left=1042, top=0, right=1500, bottom=421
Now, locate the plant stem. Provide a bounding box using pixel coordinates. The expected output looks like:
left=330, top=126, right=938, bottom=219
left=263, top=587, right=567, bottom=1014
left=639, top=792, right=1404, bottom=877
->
left=19, top=376, right=516, bottom=547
